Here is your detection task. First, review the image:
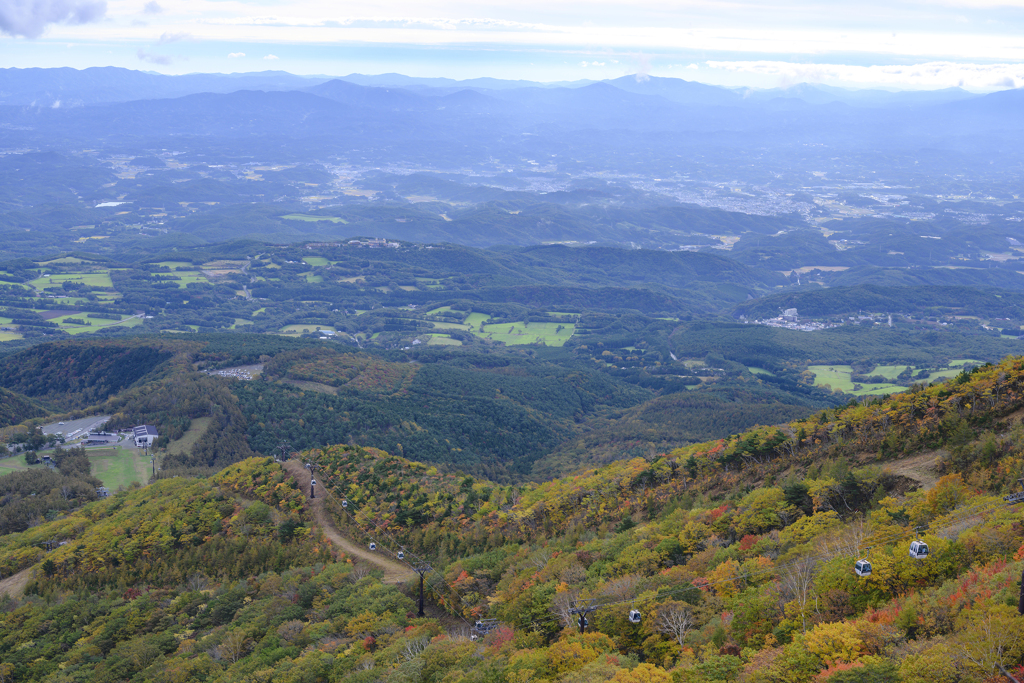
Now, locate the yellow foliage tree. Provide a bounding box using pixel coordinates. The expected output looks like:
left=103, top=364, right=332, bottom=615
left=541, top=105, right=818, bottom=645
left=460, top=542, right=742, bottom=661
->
left=611, top=662, right=673, bottom=683
left=734, top=487, right=790, bottom=536
left=707, top=558, right=742, bottom=598
left=778, top=511, right=841, bottom=548
left=546, top=639, right=599, bottom=677
left=921, top=473, right=969, bottom=520
left=955, top=604, right=1024, bottom=678
left=804, top=621, right=865, bottom=667
left=898, top=640, right=961, bottom=683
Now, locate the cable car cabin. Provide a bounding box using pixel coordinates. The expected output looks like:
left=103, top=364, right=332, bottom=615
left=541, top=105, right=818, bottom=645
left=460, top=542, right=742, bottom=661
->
left=397, top=551, right=405, bottom=560
left=342, top=500, right=348, bottom=508
left=629, top=610, right=642, bottom=624
left=369, top=542, right=377, bottom=551
left=908, top=540, right=929, bottom=559
left=854, top=559, right=872, bottom=577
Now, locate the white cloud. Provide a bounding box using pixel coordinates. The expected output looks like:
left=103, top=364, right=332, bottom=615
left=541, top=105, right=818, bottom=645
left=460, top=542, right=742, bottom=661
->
left=263, top=54, right=279, bottom=60
left=159, top=31, right=191, bottom=43
left=0, top=0, right=106, bottom=38
left=705, top=59, right=1024, bottom=90
left=137, top=48, right=172, bottom=65
left=8, top=0, right=1024, bottom=86
left=228, top=52, right=245, bottom=58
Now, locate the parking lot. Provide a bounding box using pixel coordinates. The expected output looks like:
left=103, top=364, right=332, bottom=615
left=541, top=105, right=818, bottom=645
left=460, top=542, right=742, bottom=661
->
left=41, top=415, right=111, bottom=439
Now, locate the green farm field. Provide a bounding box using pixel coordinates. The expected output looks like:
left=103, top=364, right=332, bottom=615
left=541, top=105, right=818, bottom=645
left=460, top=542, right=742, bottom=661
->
left=809, top=365, right=902, bottom=395
left=0, top=457, right=43, bottom=476
left=809, top=359, right=984, bottom=396
left=426, top=334, right=462, bottom=346
left=150, top=261, right=195, bottom=269
left=282, top=214, right=348, bottom=224
left=464, top=312, right=491, bottom=329
left=428, top=321, right=470, bottom=331
left=28, top=272, right=113, bottom=289
left=151, top=272, right=209, bottom=287
left=281, top=324, right=335, bottom=335
left=302, top=257, right=330, bottom=266
left=424, top=306, right=456, bottom=315
left=38, top=257, right=92, bottom=265
left=479, top=320, right=575, bottom=346
left=60, top=316, right=141, bottom=336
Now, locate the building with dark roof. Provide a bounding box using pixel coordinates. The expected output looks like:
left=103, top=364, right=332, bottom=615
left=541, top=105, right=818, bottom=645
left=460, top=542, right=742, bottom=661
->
left=133, top=425, right=158, bottom=447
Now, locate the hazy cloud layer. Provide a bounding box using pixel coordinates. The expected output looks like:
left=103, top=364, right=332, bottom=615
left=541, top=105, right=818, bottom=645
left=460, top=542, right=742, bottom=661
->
left=158, top=31, right=190, bottom=43
left=707, top=60, right=1024, bottom=90
left=0, top=0, right=106, bottom=38
left=5, top=0, right=1024, bottom=89
left=137, top=48, right=172, bottom=65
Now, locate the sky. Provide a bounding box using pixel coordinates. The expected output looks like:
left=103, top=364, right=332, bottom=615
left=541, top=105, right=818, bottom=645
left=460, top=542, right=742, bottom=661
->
left=2, top=0, right=1024, bottom=91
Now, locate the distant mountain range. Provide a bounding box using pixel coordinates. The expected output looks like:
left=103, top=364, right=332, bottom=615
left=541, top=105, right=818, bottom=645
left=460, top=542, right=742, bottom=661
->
left=2, top=70, right=1020, bottom=165
left=0, top=65, right=991, bottom=109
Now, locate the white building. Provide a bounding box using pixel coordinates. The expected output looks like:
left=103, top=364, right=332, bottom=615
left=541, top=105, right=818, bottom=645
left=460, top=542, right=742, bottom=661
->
left=133, top=425, right=159, bottom=447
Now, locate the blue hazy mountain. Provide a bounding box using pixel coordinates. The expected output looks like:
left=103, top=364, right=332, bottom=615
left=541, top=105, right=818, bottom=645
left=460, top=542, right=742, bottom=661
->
left=0, top=66, right=330, bottom=107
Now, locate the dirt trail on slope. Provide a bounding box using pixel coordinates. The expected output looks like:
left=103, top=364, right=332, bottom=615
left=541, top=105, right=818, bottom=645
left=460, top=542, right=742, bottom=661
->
left=0, top=567, right=32, bottom=598
left=883, top=449, right=944, bottom=491
left=283, top=460, right=416, bottom=584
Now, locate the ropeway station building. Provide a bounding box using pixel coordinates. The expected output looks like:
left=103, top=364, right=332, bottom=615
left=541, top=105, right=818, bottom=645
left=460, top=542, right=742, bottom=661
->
left=133, top=425, right=159, bottom=447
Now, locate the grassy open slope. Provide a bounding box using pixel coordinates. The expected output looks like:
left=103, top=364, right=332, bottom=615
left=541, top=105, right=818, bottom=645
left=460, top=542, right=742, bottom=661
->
left=479, top=320, right=575, bottom=346
left=164, top=415, right=213, bottom=456
left=86, top=446, right=152, bottom=489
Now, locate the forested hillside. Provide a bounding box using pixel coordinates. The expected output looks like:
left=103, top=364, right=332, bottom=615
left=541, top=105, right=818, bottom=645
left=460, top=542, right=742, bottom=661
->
left=0, top=334, right=841, bottom=482
left=292, top=357, right=1024, bottom=681
left=0, top=387, right=46, bottom=428
left=0, top=340, right=174, bottom=410
left=0, top=446, right=101, bottom=536
left=2, top=359, right=1024, bottom=682
left=245, top=346, right=653, bottom=480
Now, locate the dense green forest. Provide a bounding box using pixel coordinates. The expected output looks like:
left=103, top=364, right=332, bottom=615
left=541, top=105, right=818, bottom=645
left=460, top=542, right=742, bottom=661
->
left=0, top=446, right=101, bottom=536
left=0, top=387, right=45, bottom=428
left=0, top=340, right=174, bottom=410
left=2, top=321, right=1022, bottom=484
left=240, top=349, right=652, bottom=480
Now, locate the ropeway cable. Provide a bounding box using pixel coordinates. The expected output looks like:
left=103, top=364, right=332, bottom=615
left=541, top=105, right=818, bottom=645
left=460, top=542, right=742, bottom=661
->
left=296, top=454, right=480, bottom=629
